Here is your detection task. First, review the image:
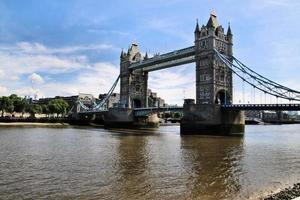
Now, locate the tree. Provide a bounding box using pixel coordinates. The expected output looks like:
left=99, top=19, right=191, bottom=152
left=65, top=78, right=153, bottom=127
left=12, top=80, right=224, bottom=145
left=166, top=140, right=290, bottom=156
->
left=0, top=96, right=13, bottom=117
left=174, top=112, right=182, bottom=118
left=41, top=104, right=49, bottom=117
left=48, top=98, right=69, bottom=117
left=27, top=104, right=42, bottom=118
left=163, top=112, right=171, bottom=119
left=14, top=98, right=29, bottom=117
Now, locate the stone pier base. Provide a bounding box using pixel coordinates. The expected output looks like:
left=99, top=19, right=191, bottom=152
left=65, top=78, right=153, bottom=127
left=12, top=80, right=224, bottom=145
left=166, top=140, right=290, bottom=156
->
left=104, top=108, right=159, bottom=128
left=134, top=113, right=160, bottom=128
left=180, top=102, right=245, bottom=136
left=103, top=107, right=134, bottom=128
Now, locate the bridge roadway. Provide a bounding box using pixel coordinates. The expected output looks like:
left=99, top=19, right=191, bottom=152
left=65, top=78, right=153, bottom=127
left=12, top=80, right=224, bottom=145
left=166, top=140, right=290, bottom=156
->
left=222, top=104, right=300, bottom=111
left=78, top=104, right=300, bottom=116
left=134, top=106, right=183, bottom=116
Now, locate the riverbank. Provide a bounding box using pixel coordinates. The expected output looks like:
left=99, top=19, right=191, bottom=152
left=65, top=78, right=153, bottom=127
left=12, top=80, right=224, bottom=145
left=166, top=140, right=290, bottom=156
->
left=0, top=122, right=69, bottom=128
left=264, top=183, right=300, bottom=200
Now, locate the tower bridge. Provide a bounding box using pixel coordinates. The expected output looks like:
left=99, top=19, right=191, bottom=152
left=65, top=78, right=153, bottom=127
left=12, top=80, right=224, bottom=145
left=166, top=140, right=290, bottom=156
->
left=76, top=12, right=300, bottom=136
left=128, top=46, right=196, bottom=71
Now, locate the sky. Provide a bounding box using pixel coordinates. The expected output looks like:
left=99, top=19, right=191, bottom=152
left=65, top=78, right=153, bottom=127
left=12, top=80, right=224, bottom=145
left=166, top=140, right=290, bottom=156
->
left=0, top=0, right=300, bottom=105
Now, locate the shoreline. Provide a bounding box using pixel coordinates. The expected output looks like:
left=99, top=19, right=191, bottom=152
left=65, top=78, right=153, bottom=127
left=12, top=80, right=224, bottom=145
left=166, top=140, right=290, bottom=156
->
left=0, top=122, right=70, bottom=128
left=264, top=183, right=300, bottom=200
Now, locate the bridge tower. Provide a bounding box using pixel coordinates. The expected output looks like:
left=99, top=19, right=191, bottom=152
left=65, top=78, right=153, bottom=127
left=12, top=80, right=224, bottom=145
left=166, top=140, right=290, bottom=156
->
left=104, top=43, right=153, bottom=128
left=120, top=43, right=148, bottom=108
left=181, top=12, right=244, bottom=136
left=195, top=11, right=233, bottom=105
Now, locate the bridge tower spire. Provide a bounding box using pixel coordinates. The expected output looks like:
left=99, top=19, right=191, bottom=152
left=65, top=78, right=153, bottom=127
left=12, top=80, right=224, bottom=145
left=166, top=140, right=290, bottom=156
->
left=227, top=22, right=233, bottom=57
left=194, top=19, right=200, bottom=40
left=182, top=12, right=244, bottom=135
left=195, top=12, right=233, bottom=105
left=120, top=43, right=148, bottom=109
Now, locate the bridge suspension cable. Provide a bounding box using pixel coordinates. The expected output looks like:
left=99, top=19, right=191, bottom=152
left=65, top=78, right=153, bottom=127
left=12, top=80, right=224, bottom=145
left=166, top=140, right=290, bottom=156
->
left=214, top=49, right=300, bottom=102
left=78, top=75, right=120, bottom=112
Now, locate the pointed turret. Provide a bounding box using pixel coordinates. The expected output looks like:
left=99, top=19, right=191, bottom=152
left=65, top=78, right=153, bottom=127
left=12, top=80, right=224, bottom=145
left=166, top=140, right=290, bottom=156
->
left=144, top=52, right=148, bottom=60
left=194, top=19, right=200, bottom=33
left=120, top=49, right=124, bottom=58
left=206, top=10, right=219, bottom=28
left=194, top=19, right=201, bottom=40
left=227, top=22, right=232, bottom=36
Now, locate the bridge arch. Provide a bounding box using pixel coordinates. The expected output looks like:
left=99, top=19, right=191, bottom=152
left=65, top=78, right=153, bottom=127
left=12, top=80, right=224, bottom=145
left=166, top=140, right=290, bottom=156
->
left=215, top=89, right=231, bottom=105
left=132, top=99, right=142, bottom=108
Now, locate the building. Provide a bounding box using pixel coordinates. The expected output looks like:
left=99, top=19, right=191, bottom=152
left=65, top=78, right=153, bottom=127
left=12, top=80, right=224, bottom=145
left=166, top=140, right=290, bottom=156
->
left=99, top=93, right=120, bottom=108
left=36, top=93, right=96, bottom=113
left=99, top=90, right=167, bottom=109
left=147, top=89, right=166, bottom=107
left=245, top=110, right=262, bottom=119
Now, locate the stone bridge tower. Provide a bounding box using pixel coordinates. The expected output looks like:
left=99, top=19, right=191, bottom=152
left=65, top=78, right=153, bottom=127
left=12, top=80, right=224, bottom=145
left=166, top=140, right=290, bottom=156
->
left=120, top=43, right=148, bottom=108
left=181, top=12, right=244, bottom=136
left=194, top=11, right=233, bottom=105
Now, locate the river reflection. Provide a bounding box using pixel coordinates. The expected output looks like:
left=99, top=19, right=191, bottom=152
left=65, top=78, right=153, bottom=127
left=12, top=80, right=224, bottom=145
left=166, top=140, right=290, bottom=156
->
left=0, top=125, right=300, bottom=200
left=113, top=133, right=150, bottom=199
left=180, top=136, right=244, bottom=199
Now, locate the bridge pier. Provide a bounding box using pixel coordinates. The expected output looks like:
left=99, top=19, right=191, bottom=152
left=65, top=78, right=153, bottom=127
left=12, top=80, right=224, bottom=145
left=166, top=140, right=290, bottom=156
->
left=134, top=113, right=160, bottom=128
left=103, top=107, right=159, bottom=128
left=180, top=100, right=244, bottom=136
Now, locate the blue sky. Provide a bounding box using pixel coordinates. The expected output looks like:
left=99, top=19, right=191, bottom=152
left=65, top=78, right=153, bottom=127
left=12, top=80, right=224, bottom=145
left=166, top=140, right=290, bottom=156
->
left=0, top=0, right=299, bottom=104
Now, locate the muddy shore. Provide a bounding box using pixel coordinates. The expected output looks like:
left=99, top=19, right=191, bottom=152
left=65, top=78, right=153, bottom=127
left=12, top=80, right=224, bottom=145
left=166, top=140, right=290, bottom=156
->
left=0, top=122, right=69, bottom=128
left=264, top=183, right=300, bottom=200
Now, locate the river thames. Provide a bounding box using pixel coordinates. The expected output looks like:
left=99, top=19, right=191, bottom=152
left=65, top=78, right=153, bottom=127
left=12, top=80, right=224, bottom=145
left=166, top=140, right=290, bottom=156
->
left=0, top=125, right=299, bottom=199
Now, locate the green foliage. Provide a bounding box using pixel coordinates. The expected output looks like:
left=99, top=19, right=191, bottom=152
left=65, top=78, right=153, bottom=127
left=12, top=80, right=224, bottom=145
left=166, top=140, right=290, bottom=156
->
left=174, top=112, right=182, bottom=118
left=163, top=112, right=171, bottom=118
left=41, top=104, right=49, bottom=115
left=27, top=104, right=43, bottom=118
left=48, top=98, right=69, bottom=117
left=13, top=97, right=29, bottom=115
left=0, top=96, right=13, bottom=116
left=0, top=94, right=69, bottom=118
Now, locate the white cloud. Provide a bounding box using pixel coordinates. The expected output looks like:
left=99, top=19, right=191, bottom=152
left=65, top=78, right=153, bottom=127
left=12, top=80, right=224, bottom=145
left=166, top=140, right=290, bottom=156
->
left=17, top=42, right=48, bottom=53
left=0, top=42, right=117, bottom=54
left=148, top=65, right=195, bottom=104
left=0, top=42, right=121, bottom=98
left=0, top=69, right=5, bottom=77
left=0, top=85, right=8, bottom=96
left=14, top=87, right=43, bottom=99
left=27, top=61, right=120, bottom=98
left=0, top=49, right=85, bottom=75
left=0, top=42, right=119, bottom=80
left=29, top=73, right=44, bottom=84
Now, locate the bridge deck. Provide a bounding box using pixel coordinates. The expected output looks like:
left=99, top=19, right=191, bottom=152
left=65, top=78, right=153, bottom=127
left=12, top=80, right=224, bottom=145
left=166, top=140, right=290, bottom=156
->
left=77, top=104, right=300, bottom=115
left=134, top=106, right=183, bottom=116
left=222, top=104, right=300, bottom=111
left=129, top=46, right=195, bottom=72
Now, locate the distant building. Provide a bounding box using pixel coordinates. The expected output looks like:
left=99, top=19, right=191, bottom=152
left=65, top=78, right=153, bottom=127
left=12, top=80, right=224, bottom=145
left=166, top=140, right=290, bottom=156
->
left=245, top=110, right=262, bottom=119
left=36, top=93, right=96, bottom=113
left=262, top=111, right=289, bottom=122
left=147, top=89, right=166, bottom=107
left=77, top=93, right=95, bottom=106
left=99, top=90, right=167, bottom=109
left=99, top=93, right=120, bottom=108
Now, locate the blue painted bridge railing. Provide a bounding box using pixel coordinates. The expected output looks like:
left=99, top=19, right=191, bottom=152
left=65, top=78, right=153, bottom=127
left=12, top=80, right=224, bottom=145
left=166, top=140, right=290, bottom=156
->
left=133, top=106, right=183, bottom=117
left=222, top=104, right=300, bottom=111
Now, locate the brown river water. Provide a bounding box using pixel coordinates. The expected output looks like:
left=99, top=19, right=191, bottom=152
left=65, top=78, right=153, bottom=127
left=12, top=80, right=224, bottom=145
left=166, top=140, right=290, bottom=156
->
left=0, top=125, right=299, bottom=200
